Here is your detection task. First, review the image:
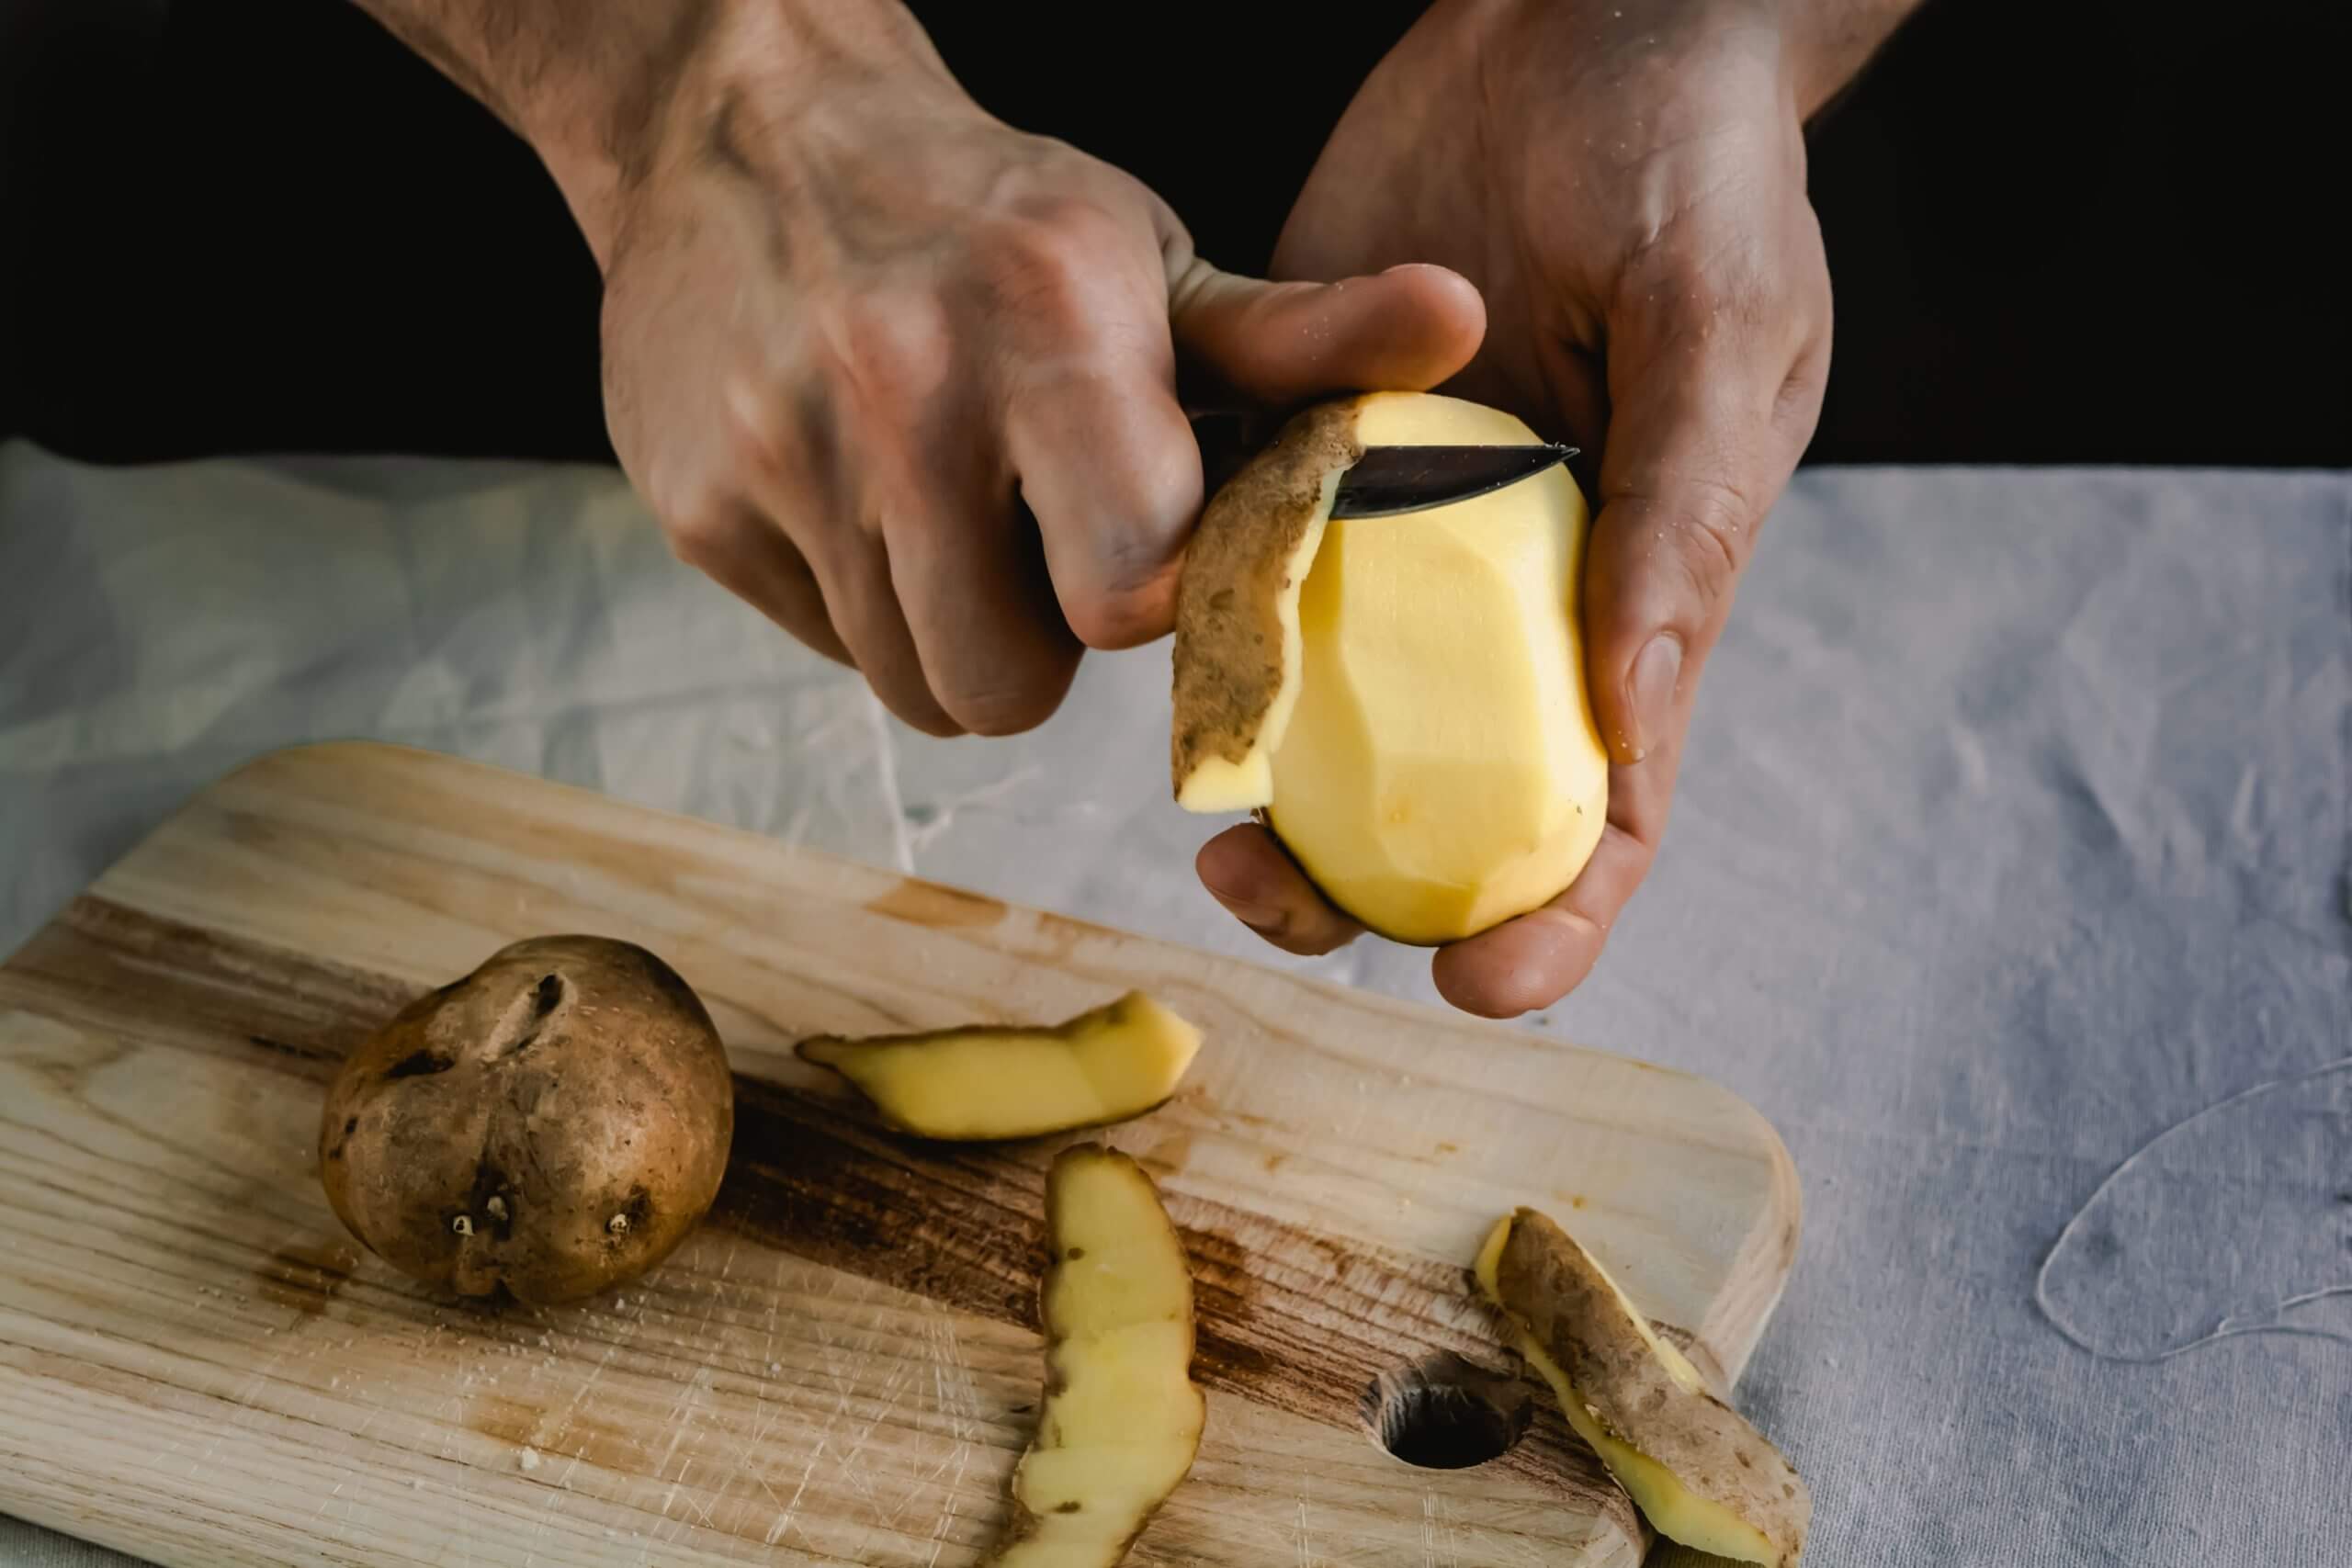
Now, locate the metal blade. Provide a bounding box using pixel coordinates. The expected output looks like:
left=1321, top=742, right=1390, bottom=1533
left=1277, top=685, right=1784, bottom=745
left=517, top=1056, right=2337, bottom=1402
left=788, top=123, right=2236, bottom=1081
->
left=1329, top=444, right=1577, bottom=520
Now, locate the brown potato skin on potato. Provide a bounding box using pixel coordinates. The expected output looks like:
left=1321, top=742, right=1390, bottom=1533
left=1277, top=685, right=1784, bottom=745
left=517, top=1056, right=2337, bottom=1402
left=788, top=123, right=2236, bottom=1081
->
left=1170, top=398, right=1364, bottom=798
left=320, top=936, right=732, bottom=1305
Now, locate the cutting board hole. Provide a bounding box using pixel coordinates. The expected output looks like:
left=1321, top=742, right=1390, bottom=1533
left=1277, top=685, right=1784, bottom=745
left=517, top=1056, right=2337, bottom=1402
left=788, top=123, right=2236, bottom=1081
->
left=1362, top=1352, right=1531, bottom=1470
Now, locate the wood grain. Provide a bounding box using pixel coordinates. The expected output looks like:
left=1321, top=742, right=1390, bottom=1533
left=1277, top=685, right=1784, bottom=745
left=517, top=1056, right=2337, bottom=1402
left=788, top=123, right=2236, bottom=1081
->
left=0, top=742, right=1801, bottom=1566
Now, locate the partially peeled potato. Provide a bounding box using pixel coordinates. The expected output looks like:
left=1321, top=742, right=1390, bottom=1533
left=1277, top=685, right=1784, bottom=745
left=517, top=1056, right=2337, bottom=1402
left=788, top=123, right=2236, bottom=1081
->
left=1171, top=392, right=1608, bottom=944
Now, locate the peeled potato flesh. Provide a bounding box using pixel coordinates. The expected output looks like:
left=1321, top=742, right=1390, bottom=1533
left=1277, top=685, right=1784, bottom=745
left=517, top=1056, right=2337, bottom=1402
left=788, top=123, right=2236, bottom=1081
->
left=797, top=992, right=1202, bottom=1141
left=985, top=1145, right=1205, bottom=1567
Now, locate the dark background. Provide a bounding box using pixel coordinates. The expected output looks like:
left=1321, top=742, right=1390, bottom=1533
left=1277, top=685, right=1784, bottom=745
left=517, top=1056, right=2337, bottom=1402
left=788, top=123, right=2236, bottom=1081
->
left=2, top=0, right=2345, bottom=468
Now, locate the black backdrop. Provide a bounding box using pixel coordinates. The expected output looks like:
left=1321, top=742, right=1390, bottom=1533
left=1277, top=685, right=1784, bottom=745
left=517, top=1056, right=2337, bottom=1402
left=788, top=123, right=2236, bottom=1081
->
left=2, top=0, right=2344, bottom=468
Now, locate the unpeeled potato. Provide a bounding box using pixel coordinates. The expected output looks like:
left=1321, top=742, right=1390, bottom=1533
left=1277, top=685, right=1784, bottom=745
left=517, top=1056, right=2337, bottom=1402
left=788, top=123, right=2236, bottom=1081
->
left=320, top=935, right=733, bottom=1304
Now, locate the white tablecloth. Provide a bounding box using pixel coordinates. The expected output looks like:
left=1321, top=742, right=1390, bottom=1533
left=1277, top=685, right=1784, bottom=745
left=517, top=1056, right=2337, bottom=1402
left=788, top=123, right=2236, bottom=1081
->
left=3, top=440, right=2346, bottom=1565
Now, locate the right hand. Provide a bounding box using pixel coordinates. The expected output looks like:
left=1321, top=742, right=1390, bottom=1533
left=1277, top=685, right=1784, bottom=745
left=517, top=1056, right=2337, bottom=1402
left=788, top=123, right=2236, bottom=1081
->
left=590, top=2, right=1487, bottom=737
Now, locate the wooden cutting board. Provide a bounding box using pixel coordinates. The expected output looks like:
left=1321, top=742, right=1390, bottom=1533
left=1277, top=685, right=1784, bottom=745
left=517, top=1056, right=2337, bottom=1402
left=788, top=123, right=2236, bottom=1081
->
left=0, top=742, right=1800, bottom=1567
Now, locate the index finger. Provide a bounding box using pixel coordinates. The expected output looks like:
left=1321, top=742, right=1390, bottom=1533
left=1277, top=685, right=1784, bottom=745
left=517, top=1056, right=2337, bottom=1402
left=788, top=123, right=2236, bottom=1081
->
left=1008, top=257, right=1494, bottom=652
left=1006, top=360, right=1203, bottom=651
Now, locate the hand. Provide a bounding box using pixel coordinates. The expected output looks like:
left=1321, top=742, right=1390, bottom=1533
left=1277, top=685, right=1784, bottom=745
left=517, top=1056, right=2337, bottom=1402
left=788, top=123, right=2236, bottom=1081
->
left=583, top=2, right=1486, bottom=737
left=1201, top=0, right=1886, bottom=1016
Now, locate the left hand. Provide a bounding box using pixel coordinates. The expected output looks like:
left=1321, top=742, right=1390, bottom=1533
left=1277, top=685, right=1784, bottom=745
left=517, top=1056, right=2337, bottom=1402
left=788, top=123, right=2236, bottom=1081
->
left=1195, top=0, right=1838, bottom=1016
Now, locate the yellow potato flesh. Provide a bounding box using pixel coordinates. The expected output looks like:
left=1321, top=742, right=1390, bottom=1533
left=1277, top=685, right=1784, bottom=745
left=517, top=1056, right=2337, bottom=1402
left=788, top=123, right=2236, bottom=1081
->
left=1474, top=1218, right=1780, bottom=1565
left=1265, top=393, right=1608, bottom=944
left=991, top=1147, right=1204, bottom=1568
left=798, top=993, right=1201, bottom=1141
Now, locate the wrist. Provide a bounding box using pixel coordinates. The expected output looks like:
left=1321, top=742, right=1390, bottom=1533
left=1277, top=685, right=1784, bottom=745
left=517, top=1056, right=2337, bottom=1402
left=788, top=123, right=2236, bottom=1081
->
left=522, top=0, right=958, bottom=268
left=507, top=11, right=695, bottom=269
left=1773, top=0, right=1926, bottom=118
left=1466, top=0, right=1916, bottom=120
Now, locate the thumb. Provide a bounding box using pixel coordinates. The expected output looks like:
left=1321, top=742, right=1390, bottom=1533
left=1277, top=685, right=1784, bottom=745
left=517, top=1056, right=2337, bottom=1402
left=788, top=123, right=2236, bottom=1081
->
left=1168, top=258, right=1487, bottom=415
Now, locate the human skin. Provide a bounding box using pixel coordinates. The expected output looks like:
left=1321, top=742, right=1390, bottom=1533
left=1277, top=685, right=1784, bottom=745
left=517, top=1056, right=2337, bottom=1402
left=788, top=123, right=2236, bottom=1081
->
left=349, top=0, right=1488, bottom=737
left=1196, top=0, right=1926, bottom=1016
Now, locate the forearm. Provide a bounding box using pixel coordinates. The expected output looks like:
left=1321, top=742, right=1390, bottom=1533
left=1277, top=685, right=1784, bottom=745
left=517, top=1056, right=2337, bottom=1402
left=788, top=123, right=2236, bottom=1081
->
left=345, top=0, right=951, bottom=264
left=1781, top=0, right=1927, bottom=118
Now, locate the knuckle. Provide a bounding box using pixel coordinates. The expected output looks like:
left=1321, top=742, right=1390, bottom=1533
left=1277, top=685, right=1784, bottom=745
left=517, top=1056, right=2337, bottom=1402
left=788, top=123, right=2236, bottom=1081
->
left=1063, top=514, right=1185, bottom=649
left=1613, top=197, right=1791, bottom=329
left=978, top=199, right=1126, bottom=327
left=825, top=290, right=956, bottom=407
left=1659, top=478, right=1752, bottom=607
left=1001, top=366, right=1197, bottom=649
left=1063, top=579, right=1170, bottom=651
left=718, top=374, right=792, bottom=472
left=901, top=708, right=967, bottom=740
left=882, top=682, right=966, bottom=739
left=1284, top=918, right=1360, bottom=959
left=654, top=479, right=735, bottom=570
left=1775, top=354, right=1828, bottom=434
left=1627, top=251, right=1774, bottom=344
left=1096, top=429, right=1199, bottom=543
left=838, top=625, right=959, bottom=739
left=1009, top=194, right=1124, bottom=266
left=876, top=693, right=962, bottom=739
left=936, top=676, right=1065, bottom=738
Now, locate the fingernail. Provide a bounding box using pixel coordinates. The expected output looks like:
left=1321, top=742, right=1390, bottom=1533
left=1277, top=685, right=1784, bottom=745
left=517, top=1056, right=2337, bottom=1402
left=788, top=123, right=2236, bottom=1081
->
left=1627, top=634, right=1683, bottom=762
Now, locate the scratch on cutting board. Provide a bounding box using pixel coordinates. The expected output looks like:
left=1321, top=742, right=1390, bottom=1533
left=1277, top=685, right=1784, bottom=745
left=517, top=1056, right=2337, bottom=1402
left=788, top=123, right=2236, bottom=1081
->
left=434, top=1507, right=475, bottom=1568
left=856, top=1346, right=924, bottom=1528
left=922, top=1308, right=983, bottom=1564
left=671, top=1459, right=723, bottom=1536
left=749, top=1466, right=790, bottom=1542
left=186, top=1337, right=296, bottom=1481
left=763, top=1436, right=828, bottom=1548
left=728, top=1398, right=793, bottom=1550
left=713, top=1270, right=792, bottom=1551
left=551, top=1302, right=642, bottom=1475
left=753, top=1258, right=786, bottom=1410
left=323, top=1478, right=383, bottom=1560
left=1419, top=1492, right=1461, bottom=1568
left=808, top=1310, right=899, bottom=1516
left=519, top=1478, right=567, bottom=1568
left=647, top=1363, right=714, bottom=1490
